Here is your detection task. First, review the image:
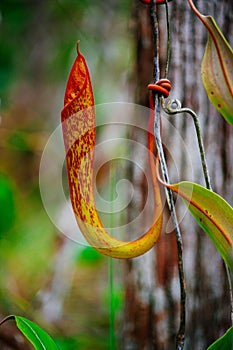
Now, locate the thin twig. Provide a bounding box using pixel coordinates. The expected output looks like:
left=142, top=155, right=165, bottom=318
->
left=150, top=1, right=160, bottom=82
left=109, top=257, right=116, bottom=349
left=149, top=3, right=186, bottom=349
left=109, top=162, right=116, bottom=349
left=164, top=0, right=171, bottom=79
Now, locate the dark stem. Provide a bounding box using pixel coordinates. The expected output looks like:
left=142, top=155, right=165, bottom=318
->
left=0, top=315, right=15, bottom=326
left=150, top=3, right=186, bottom=349
left=150, top=1, right=160, bottom=82
left=164, top=0, right=171, bottom=78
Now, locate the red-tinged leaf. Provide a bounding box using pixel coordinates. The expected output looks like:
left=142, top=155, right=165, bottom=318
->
left=161, top=180, right=233, bottom=271
left=187, top=0, right=233, bottom=126
left=61, top=43, right=163, bottom=259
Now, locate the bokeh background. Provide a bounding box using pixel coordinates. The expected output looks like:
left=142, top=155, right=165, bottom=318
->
left=1, top=1, right=233, bottom=349
left=0, top=1, right=134, bottom=348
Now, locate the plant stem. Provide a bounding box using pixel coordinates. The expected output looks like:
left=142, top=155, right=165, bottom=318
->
left=162, top=100, right=212, bottom=190
left=109, top=162, right=116, bottom=349
left=150, top=3, right=186, bottom=349
left=109, top=257, right=116, bottom=349
left=150, top=1, right=160, bottom=82
left=164, top=0, right=171, bottom=79
left=225, top=263, right=233, bottom=325
left=155, top=99, right=186, bottom=349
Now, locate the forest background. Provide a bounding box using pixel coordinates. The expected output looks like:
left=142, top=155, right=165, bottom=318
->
left=0, top=1, right=233, bottom=349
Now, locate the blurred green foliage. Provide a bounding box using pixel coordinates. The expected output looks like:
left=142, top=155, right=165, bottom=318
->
left=0, top=0, right=132, bottom=348
left=0, top=1, right=31, bottom=104
left=7, top=130, right=31, bottom=151
left=77, top=246, right=104, bottom=266
left=0, top=174, right=15, bottom=235
left=55, top=334, right=109, bottom=350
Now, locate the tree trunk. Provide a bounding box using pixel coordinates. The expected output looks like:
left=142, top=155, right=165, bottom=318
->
left=123, top=1, right=233, bottom=349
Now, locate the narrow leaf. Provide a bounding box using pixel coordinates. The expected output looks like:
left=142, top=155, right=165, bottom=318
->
left=207, top=326, right=233, bottom=350
left=187, top=0, right=233, bottom=126
left=0, top=315, right=59, bottom=350
left=61, top=42, right=163, bottom=259
left=161, top=180, right=233, bottom=271
left=15, top=316, right=59, bottom=350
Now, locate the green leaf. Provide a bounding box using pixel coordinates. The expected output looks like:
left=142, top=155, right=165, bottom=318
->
left=0, top=316, right=60, bottom=350
left=207, top=326, right=233, bottom=349
left=187, top=0, right=233, bottom=126
left=162, top=181, right=233, bottom=271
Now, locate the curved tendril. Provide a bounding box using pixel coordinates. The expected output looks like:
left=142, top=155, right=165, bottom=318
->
left=162, top=98, right=212, bottom=191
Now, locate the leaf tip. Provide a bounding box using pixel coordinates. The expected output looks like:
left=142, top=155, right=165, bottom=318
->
left=76, top=40, right=81, bottom=56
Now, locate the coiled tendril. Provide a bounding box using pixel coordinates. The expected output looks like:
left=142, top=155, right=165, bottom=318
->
left=148, top=79, right=172, bottom=98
